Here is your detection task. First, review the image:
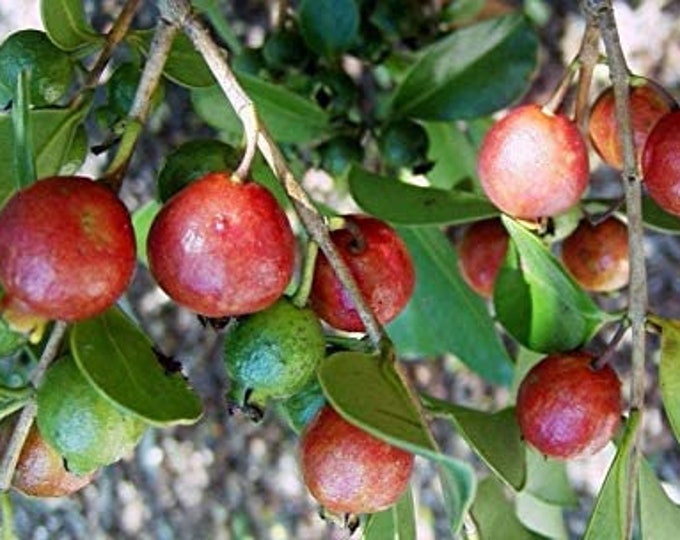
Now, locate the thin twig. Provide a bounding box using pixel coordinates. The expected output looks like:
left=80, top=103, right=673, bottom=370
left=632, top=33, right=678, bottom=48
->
left=574, top=21, right=602, bottom=131
left=581, top=2, right=647, bottom=539
left=0, top=321, right=68, bottom=491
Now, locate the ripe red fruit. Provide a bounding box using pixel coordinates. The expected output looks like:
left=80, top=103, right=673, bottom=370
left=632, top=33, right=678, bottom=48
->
left=588, top=79, right=676, bottom=170
left=516, top=352, right=622, bottom=459
left=478, top=104, right=589, bottom=220
left=457, top=218, right=509, bottom=298
left=299, top=406, right=414, bottom=516
left=309, top=215, right=415, bottom=332
left=642, top=110, right=680, bottom=216
left=147, top=172, right=296, bottom=317
left=0, top=176, right=135, bottom=330
left=561, top=217, right=629, bottom=292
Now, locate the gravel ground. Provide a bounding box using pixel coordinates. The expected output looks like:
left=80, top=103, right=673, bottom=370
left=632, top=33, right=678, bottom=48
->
left=2, top=1, right=680, bottom=539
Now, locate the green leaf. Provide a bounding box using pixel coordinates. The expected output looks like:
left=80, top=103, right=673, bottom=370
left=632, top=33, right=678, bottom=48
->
left=11, top=70, right=35, bottom=188
left=127, top=31, right=214, bottom=88
left=642, top=196, right=680, bottom=234
left=191, top=74, right=329, bottom=144
left=362, top=487, right=416, bottom=540
left=515, top=491, right=569, bottom=539
left=299, top=0, right=359, bottom=57
left=470, top=476, right=543, bottom=540
left=494, top=217, right=614, bottom=353
left=583, top=413, right=639, bottom=540
left=423, top=122, right=479, bottom=190
left=522, top=447, right=578, bottom=506
left=132, top=199, right=162, bottom=266
left=654, top=317, right=680, bottom=446
left=0, top=316, right=26, bottom=359
left=318, top=352, right=476, bottom=534
left=40, top=0, right=102, bottom=52
left=70, top=306, right=203, bottom=427
left=392, top=14, right=538, bottom=121
left=0, top=100, right=91, bottom=205
left=421, top=395, right=525, bottom=490
left=349, top=167, right=498, bottom=226
left=639, top=459, right=680, bottom=539
left=387, top=226, right=513, bottom=385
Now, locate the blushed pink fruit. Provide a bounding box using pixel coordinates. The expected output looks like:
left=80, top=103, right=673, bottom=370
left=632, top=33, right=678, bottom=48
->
left=642, top=110, right=680, bottom=216
left=457, top=218, right=509, bottom=298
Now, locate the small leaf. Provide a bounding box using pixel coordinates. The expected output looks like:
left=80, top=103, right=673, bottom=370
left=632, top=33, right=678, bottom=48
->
left=421, top=395, right=525, bottom=490
left=70, top=306, right=203, bottom=426
left=641, top=196, right=680, bottom=234
left=11, top=70, right=35, bottom=188
left=522, top=447, right=578, bottom=506
left=494, top=217, right=615, bottom=353
left=392, top=14, right=538, bottom=121
left=191, top=74, right=330, bottom=144
left=299, top=0, right=359, bottom=58
left=583, top=413, right=639, bottom=540
left=424, top=121, right=480, bottom=190
left=639, top=458, right=680, bottom=539
left=470, top=476, right=542, bottom=540
left=132, top=200, right=162, bottom=266
left=653, top=316, right=680, bottom=445
left=387, top=226, right=513, bottom=385
left=362, top=487, right=416, bottom=540
left=348, top=167, right=498, bottom=226
left=40, top=0, right=102, bottom=52
left=515, top=491, right=569, bottom=539
left=318, top=352, right=476, bottom=534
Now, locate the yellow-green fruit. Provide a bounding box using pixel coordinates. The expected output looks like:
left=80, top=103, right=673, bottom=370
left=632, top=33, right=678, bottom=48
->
left=224, top=297, right=326, bottom=420
left=36, top=356, right=147, bottom=475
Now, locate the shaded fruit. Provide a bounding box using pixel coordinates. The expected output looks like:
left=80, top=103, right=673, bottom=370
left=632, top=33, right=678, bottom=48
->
left=561, top=217, right=629, bottom=292
left=0, top=29, right=74, bottom=107
left=478, top=104, right=589, bottom=219
left=516, top=352, right=621, bottom=459
left=300, top=405, right=414, bottom=515
left=318, top=136, right=363, bottom=177
left=457, top=218, right=509, bottom=298
left=147, top=172, right=296, bottom=318
left=642, top=110, right=680, bottom=216
left=224, top=297, right=325, bottom=420
left=378, top=120, right=429, bottom=170
left=0, top=176, right=136, bottom=333
left=310, top=215, right=415, bottom=332
left=36, top=356, right=148, bottom=475
left=588, top=79, right=676, bottom=170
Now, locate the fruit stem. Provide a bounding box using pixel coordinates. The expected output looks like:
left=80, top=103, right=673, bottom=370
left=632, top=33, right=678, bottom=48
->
left=542, top=59, right=578, bottom=116
left=591, top=318, right=630, bottom=371
left=581, top=2, right=647, bottom=539
left=0, top=321, right=68, bottom=492
left=292, top=240, right=319, bottom=308
left=103, top=14, right=179, bottom=192
left=574, top=19, right=602, bottom=132
left=160, top=0, right=389, bottom=350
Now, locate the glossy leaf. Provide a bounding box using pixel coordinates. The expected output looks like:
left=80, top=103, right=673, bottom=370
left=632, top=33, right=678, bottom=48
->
left=132, top=200, right=161, bottom=266
left=362, top=488, right=416, bottom=540
left=191, top=74, right=329, bottom=144
left=127, top=31, right=214, bottom=88
left=583, top=414, right=638, bottom=540
left=523, top=447, right=578, bottom=506
left=424, top=121, right=479, bottom=190
left=494, top=217, right=614, bottom=353
left=641, top=197, right=680, bottom=234
left=40, top=0, right=102, bottom=52
left=318, top=351, right=476, bottom=534
left=349, top=167, right=498, bottom=226
left=639, top=458, right=680, bottom=539
left=470, top=477, right=542, bottom=540
left=70, top=306, right=203, bottom=426
left=653, top=316, right=680, bottom=446
left=421, top=395, right=525, bottom=490
left=392, top=14, right=538, bottom=121
left=299, top=0, right=359, bottom=57
left=387, top=226, right=513, bottom=385
left=0, top=102, right=91, bottom=205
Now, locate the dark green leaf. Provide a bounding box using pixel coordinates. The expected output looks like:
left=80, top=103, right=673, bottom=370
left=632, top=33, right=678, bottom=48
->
left=423, top=122, right=479, bottom=190
left=583, top=413, right=638, bottom=540
left=349, top=167, right=498, bottom=226
left=362, top=487, right=416, bottom=540
left=421, top=395, right=525, bottom=490
left=299, top=0, right=359, bottom=57
left=392, top=14, right=538, bottom=120
left=70, top=306, right=203, bottom=426
left=0, top=101, right=91, bottom=205
left=11, top=70, right=35, bottom=188
left=642, top=196, right=680, bottom=234
left=127, top=31, right=214, bottom=88
left=654, top=317, right=680, bottom=446
left=40, top=0, right=102, bottom=52
left=191, top=74, right=329, bottom=144
left=470, top=476, right=543, bottom=540
left=639, top=458, right=680, bottom=539
left=515, top=491, right=569, bottom=539
left=0, top=316, right=26, bottom=358
left=387, top=226, right=513, bottom=385
left=494, top=217, right=615, bottom=353
left=132, top=200, right=161, bottom=266
left=318, top=352, right=475, bottom=534
left=522, top=447, right=578, bottom=506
